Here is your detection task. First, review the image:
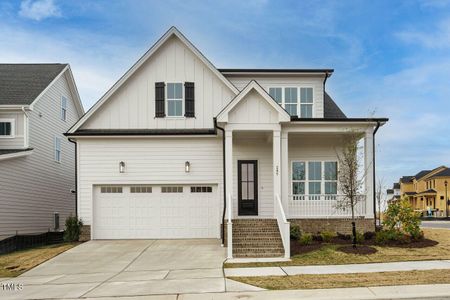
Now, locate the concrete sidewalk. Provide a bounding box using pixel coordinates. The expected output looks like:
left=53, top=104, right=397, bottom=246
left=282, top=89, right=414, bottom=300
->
left=178, top=284, right=450, bottom=299
left=225, top=260, right=450, bottom=277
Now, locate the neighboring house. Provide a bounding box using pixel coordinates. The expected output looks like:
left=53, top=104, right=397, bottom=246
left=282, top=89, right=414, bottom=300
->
left=386, top=182, right=400, bottom=202
left=392, top=166, right=450, bottom=217
left=66, top=27, right=387, bottom=258
left=0, top=64, right=84, bottom=238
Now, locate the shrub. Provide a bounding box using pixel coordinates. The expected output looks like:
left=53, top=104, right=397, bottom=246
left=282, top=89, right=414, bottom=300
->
left=320, top=231, right=335, bottom=243
left=337, top=232, right=351, bottom=240
left=375, top=229, right=406, bottom=245
left=383, top=198, right=422, bottom=240
left=363, top=231, right=375, bottom=240
left=299, top=233, right=313, bottom=245
left=355, top=231, right=365, bottom=244
left=63, top=215, right=83, bottom=242
left=290, top=224, right=301, bottom=240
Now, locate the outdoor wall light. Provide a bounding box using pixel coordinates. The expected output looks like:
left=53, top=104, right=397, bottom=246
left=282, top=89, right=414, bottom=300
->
left=185, top=161, right=190, bottom=173
left=119, top=161, right=125, bottom=173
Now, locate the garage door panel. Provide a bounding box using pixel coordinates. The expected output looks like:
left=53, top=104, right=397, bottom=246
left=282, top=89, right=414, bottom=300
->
left=94, top=185, right=219, bottom=239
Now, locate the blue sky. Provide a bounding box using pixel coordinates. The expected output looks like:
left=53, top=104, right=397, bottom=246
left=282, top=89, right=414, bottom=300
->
left=1, top=0, right=450, bottom=190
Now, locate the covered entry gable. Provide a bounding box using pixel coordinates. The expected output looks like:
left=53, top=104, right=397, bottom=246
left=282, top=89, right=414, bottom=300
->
left=216, top=80, right=291, bottom=124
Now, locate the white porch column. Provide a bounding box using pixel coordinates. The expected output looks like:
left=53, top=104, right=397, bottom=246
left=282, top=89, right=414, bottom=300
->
left=225, top=130, right=233, bottom=259
left=273, top=130, right=281, bottom=214
left=281, top=132, right=289, bottom=212
left=225, top=130, right=233, bottom=206
left=364, top=127, right=374, bottom=218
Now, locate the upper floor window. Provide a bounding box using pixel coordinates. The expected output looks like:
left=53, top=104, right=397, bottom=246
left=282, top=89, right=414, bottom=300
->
left=0, top=119, right=13, bottom=137
left=166, top=83, right=183, bottom=117
left=268, top=87, right=314, bottom=118
left=61, top=96, right=68, bottom=121
left=54, top=137, right=61, bottom=162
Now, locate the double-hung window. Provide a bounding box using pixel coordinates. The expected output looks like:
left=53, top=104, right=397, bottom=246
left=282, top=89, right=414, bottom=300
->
left=284, top=88, right=298, bottom=116
left=166, top=83, right=183, bottom=117
left=308, top=162, right=322, bottom=199
left=292, top=162, right=306, bottom=200
left=54, top=137, right=61, bottom=162
left=324, top=162, right=338, bottom=199
left=61, top=96, right=67, bottom=121
left=300, top=88, right=313, bottom=118
left=268, top=87, right=314, bottom=117
left=0, top=119, right=13, bottom=137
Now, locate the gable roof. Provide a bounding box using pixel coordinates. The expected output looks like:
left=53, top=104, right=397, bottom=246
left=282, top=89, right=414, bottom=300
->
left=414, top=170, right=431, bottom=180
left=324, top=92, right=346, bottom=119
left=0, top=64, right=67, bottom=106
left=68, top=26, right=239, bottom=134
left=430, top=168, right=450, bottom=178
left=216, top=80, right=291, bottom=123
left=400, top=176, right=413, bottom=183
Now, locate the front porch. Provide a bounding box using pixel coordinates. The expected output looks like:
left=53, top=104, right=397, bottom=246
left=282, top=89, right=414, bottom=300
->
left=216, top=81, right=378, bottom=258
left=223, top=129, right=375, bottom=259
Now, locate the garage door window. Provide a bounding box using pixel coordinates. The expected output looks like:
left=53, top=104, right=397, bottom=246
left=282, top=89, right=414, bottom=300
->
left=191, top=186, right=212, bottom=193
left=100, top=186, right=123, bottom=193
left=130, top=186, right=152, bottom=193
left=161, top=186, right=183, bottom=193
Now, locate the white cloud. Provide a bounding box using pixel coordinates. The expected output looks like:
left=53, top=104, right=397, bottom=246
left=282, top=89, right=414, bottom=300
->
left=19, top=0, right=61, bottom=21
left=396, top=18, right=450, bottom=49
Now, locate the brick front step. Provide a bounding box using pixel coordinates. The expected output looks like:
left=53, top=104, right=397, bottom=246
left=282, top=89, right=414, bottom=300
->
left=231, top=218, right=285, bottom=258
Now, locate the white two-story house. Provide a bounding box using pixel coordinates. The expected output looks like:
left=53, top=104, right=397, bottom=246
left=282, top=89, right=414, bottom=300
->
left=0, top=64, right=84, bottom=239
left=66, top=27, right=387, bottom=258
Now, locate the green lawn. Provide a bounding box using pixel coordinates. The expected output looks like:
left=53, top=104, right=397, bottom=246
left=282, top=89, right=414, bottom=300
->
left=0, top=243, right=79, bottom=278
left=225, top=228, right=450, bottom=268
left=230, top=269, right=450, bottom=290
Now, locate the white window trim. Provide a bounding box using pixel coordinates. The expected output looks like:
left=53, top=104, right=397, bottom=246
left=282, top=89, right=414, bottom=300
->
left=54, top=136, right=61, bottom=163
left=61, top=96, right=68, bottom=121
left=0, top=118, right=15, bottom=138
left=290, top=160, right=338, bottom=198
left=165, top=82, right=185, bottom=118
left=268, top=85, right=314, bottom=118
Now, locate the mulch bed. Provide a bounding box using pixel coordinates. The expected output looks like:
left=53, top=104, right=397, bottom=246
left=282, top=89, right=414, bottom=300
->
left=337, top=245, right=378, bottom=254
left=290, top=239, right=323, bottom=255
left=290, top=234, right=439, bottom=256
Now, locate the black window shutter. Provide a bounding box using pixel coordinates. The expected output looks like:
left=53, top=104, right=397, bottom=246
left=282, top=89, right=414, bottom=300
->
left=184, top=82, right=195, bottom=118
left=155, top=82, right=165, bottom=117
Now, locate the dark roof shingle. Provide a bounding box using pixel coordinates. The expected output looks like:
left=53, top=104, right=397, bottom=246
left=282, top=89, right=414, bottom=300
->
left=431, top=168, right=450, bottom=178
left=323, top=92, right=346, bottom=119
left=414, top=170, right=431, bottom=180
left=0, top=64, right=67, bottom=105
left=400, top=176, right=413, bottom=183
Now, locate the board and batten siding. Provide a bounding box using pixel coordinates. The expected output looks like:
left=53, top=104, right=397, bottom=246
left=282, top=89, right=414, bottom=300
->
left=0, top=72, right=79, bottom=237
left=224, top=75, right=325, bottom=118
left=80, top=36, right=236, bottom=131
left=228, top=89, right=281, bottom=124
left=0, top=111, right=26, bottom=149
left=77, top=137, right=223, bottom=225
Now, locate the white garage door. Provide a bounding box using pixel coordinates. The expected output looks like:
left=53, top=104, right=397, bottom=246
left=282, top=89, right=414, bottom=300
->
left=93, top=185, right=220, bottom=239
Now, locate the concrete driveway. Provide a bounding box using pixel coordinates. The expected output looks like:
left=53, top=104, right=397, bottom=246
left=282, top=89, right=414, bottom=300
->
left=0, top=239, right=256, bottom=299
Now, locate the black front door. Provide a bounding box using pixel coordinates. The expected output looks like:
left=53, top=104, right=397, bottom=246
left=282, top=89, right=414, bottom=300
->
left=238, top=160, right=258, bottom=216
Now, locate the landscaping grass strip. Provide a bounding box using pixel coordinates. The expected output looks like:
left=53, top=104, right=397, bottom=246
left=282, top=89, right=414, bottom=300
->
left=230, top=269, right=450, bottom=290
